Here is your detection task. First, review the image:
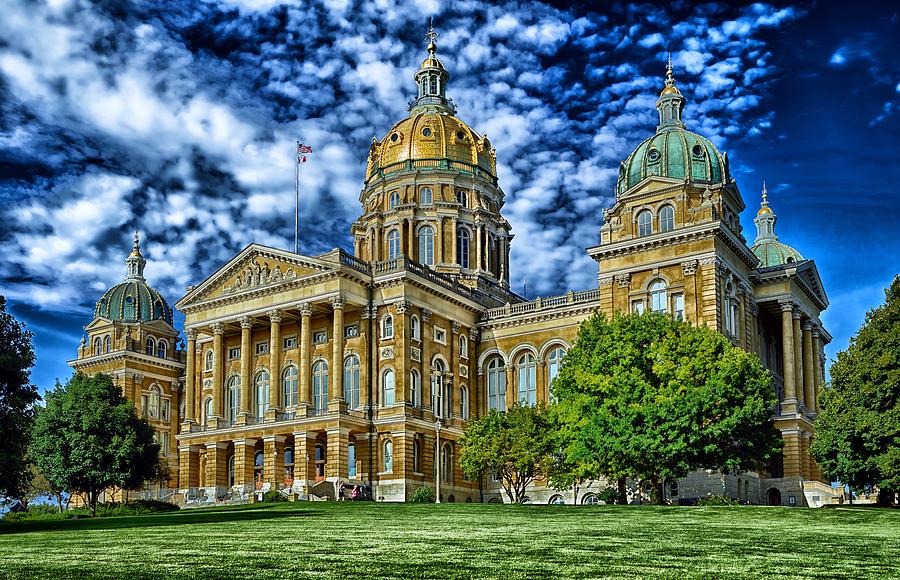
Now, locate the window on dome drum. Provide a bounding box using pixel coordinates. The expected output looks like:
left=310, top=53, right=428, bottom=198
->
left=387, top=229, right=401, bottom=260
left=382, top=315, right=394, bottom=339
left=517, top=353, right=537, bottom=406
left=145, top=337, right=155, bottom=356
left=228, top=347, right=240, bottom=360
left=282, top=366, right=298, bottom=409
left=457, top=228, right=470, bottom=269
left=419, top=187, right=433, bottom=206
left=203, top=397, right=213, bottom=427
left=383, top=440, right=393, bottom=472
left=487, top=357, right=506, bottom=412
left=255, top=371, right=270, bottom=420
left=156, top=340, right=167, bottom=359
left=388, top=191, right=400, bottom=210
left=410, top=370, right=420, bottom=407
left=547, top=347, right=566, bottom=391
left=418, top=225, right=435, bottom=266
left=344, top=355, right=361, bottom=409
left=104, top=335, right=111, bottom=353
left=410, top=315, right=420, bottom=340
left=456, top=190, right=468, bottom=207
left=382, top=368, right=395, bottom=407
left=459, top=386, right=469, bottom=419
left=459, top=334, right=468, bottom=358
left=348, top=443, right=357, bottom=478
left=312, top=361, right=328, bottom=414
left=637, top=210, right=652, bottom=237
left=631, top=300, right=645, bottom=315
left=673, top=294, right=685, bottom=321
left=659, top=205, right=675, bottom=232
left=649, top=280, right=667, bottom=313
left=227, top=376, right=240, bottom=424
left=205, top=350, right=214, bottom=371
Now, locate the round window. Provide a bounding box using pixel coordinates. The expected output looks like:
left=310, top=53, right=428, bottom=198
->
left=422, top=127, right=432, bottom=137
left=692, top=144, right=704, bottom=156
left=390, top=133, right=399, bottom=143
left=456, top=131, right=466, bottom=140
left=125, top=296, right=135, bottom=304
left=647, top=149, right=660, bottom=162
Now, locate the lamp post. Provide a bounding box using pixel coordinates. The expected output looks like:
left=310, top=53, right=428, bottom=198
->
left=435, top=419, right=442, bottom=503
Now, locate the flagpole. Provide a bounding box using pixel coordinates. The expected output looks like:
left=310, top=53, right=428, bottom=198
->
left=294, top=140, right=300, bottom=254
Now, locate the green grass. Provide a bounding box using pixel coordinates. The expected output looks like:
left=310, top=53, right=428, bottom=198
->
left=1, top=502, right=898, bottom=579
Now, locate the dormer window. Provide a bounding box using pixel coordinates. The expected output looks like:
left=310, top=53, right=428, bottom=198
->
left=648, top=148, right=660, bottom=162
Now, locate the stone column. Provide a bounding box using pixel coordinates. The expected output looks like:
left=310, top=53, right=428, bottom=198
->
left=211, top=322, right=225, bottom=423
left=299, top=302, right=312, bottom=411
left=178, top=445, right=200, bottom=490
left=436, top=217, right=444, bottom=264
left=476, top=224, right=483, bottom=271
left=239, top=316, right=252, bottom=424
left=793, top=309, right=805, bottom=409
left=421, top=309, right=432, bottom=409
left=205, top=441, right=229, bottom=490
left=779, top=301, right=797, bottom=414
left=812, top=329, right=823, bottom=414
left=330, top=294, right=345, bottom=409
left=394, top=301, right=410, bottom=403
left=451, top=217, right=458, bottom=266
left=263, top=435, right=286, bottom=489
left=233, top=438, right=257, bottom=490
left=802, top=321, right=816, bottom=416
left=182, top=329, right=197, bottom=430
left=268, top=309, right=282, bottom=418
left=326, top=427, right=350, bottom=480
left=407, top=219, right=415, bottom=260
left=782, top=429, right=802, bottom=478
left=294, top=432, right=310, bottom=492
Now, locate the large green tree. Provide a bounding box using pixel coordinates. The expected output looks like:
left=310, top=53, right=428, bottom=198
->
left=0, top=296, right=39, bottom=503
left=31, top=373, right=161, bottom=515
left=551, top=311, right=781, bottom=504
left=811, top=277, right=900, bottom=504
left=459, top=403, right=553, bottom=503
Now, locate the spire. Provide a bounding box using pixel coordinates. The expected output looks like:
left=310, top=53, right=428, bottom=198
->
left=656, top=51, right=685, bottom=131
left=125, top=230, right=146, bottom=280
left=410, top=20, right=455, bottom=115
left=753, top=181, right=777, bottom=243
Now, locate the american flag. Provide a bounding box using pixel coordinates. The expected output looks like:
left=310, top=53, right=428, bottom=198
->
left=297, top=143, right=313, bottom=163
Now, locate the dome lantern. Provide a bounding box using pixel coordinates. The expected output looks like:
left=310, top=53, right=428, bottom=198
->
left=93, top=233, right=173, bottom=325
left=126, top=231, right=146, bottom=280
left=410, top=20, right=455, bottom=116
left=656, top=53, right=686, bottom=132
left=751, top=182, right=804, bottom=267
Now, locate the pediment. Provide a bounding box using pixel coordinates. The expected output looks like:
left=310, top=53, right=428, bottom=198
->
left=177, top=244, right=333, bottom=308
left=84, top=316, right=114, bottom=331
left=796, top=260, right=829, bottom=309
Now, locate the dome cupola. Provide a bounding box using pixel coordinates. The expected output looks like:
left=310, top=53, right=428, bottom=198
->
left=94, top=233, right=173, bottom=325
left=410, top=20, right=455, bottom=116
left=751, top=183, right=804, bottom=267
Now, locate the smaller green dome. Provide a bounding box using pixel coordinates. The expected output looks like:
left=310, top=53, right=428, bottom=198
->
left=93, top=233, right=173, bottom=325
left=751, top=240, right=804, bottom=268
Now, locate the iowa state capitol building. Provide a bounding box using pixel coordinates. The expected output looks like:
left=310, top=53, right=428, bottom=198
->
left=70, top=35, right=836, bottom=507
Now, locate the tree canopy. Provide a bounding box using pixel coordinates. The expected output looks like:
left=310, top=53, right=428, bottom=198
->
left=551, top=311, right=781, bottom=504
left=31, top=372, right=162, bottom=515
left=459, top=403, right=552, bottom=503
left=0, top=295, right=39, bottom=503
left=811, top=277, right=900, bottom=502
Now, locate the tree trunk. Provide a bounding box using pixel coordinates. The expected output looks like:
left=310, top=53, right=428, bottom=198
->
left=89, top=490, right=98, bottom=517
left=572, top=482, right=579, bottom=505
left=56, top=494, right=63, bottom=514
left=650, top=476, right=664, bottom=505
left=617, top=476, right=627, bottom=505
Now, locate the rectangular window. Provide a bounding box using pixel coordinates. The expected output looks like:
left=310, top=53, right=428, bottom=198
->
left=228, top=347, right=241, bottom=360
left=631, top=300, right=645, bottom=315
left=313, top=330, right=327, bottom=344
left=255, top=341, right=269, bottom=355
left=141, top=395, right=149, bottom=418
left=161, top=399, right=170, bottom=421
left=160, top=433, right=169, bottom=457
left=283, top=336, right=297, bottom=350
left=434, top=326, right=447, bottom=344
left=673, top=294, right=685, bottom=321
left=344, top=324, right=359, bottom=338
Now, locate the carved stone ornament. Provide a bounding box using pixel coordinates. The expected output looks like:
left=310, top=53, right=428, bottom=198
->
left=223, top=259, right=296, bottom=295
left=421, top=309, right=432, bottom=322
left=239, top=316, right=253, bottom=329
left=615, top=273, right=631, bottom=288
left=331, top=293, right=346, bottom=310
left=185, top=328, right=199, bottom=341
left=410, top=347, right=421, bottom=362
left=778, top=299, right=795, bottom=312
left=268, top=309, right=282, bottom=323
left=298, top=302, right=313, bottom=317
left=468, top=328, right=479, bottom=342
left=681, top=260, right=698, bottom=276
left=452, top=321, right=461, bottom=335
left=459, top=365, right=468, bottom=378
left=380, top=346, right=395, bottom=360
left=211, top=322, right=225, bottom=335
left=393, top=300, right=410, bottom=315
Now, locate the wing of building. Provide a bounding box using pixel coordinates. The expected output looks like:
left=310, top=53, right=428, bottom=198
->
left=72, top=33, right=835, bottom=507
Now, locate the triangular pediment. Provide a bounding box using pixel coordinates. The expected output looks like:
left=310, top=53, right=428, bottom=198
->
left=795, top=260, right=829, bottom=309
left=84, top=316, right=114, bottom=331
left=176, top=244, right=334, bottom=309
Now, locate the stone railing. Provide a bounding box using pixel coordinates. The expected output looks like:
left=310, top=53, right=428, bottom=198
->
left=481, top=288, right=600, bottom=322
left=338, top=249, right=371, bottom=275
left=373, top=256, right=477, bottom=301
left=367, top=157, right=497, bottom=185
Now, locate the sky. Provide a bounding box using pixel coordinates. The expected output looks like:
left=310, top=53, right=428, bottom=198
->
left=0, top=0, right=897, bottom=393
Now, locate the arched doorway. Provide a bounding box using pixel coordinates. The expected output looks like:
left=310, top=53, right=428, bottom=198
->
left=767, top=488, right=782, bottom=506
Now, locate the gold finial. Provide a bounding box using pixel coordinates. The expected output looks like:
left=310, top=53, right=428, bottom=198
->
left=426, top=17, right=438, bottom=55
left=660, top=51, right=680, bottom=96
left=129, top=230, right=143, bottom=258
left=757, top=180, right=773, bottom=216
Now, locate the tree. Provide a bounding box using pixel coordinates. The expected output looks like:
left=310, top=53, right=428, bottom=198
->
left=811, top=277, right=900, bottom=504
left=459, top=403, right=553, bottom=503
left=551, top=311, right=781, bottom=505
left=0, top=296, right=39, bottom=503
left=31, top=373, right=161, bottom=516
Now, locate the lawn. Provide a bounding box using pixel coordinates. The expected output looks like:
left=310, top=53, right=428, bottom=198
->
left=1, top=502, right=898, bottom=579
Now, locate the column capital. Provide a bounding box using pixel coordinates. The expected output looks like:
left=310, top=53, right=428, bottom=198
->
left=615, top=272, right=630, bottom=288
left=451, top=321, right=461, bottom=335
left=393, top=300, right=411, bottom=315
left=469, top=327, right=479, bottom=342
left=330, top=293, right=345, bottom=310
left=185, top=328, right=199, bottom=341
left=298, top=302, right=313, bottom=317
left=267, top=309, right=282, bottom=323
left=239, top=316, right=253, bottom=329
left=778, top=299, right=795, bottom=312
left=681, top=260, right=698, bottom=276
left=212, top=322, right=225, bottom=335
left=233, top=437, right=258, bottom=447
left=792, top=307, right=803, bottom=320
left=421, top=308, right=433, bottom=322
left=812, top=327, right=821, bottom=338
left=802, top=320, right=813, bottom=331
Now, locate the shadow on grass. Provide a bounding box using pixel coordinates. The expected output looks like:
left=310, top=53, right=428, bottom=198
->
left=0, top=503, right=319, bottom=535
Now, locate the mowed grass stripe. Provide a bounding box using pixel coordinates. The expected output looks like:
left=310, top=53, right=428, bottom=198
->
left=1, top=503, right=898, bottom=579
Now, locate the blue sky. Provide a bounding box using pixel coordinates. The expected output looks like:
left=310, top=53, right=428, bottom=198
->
left=0, top=0, right=897, bottom=392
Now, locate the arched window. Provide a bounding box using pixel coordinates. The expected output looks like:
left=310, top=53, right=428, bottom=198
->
left=387, top=229, right=401, bottom=260
left=649, top=280, right=667, bottom=313
left=382, top=368, right=395, bottom=407
left=227, top=455, right=235, bottom=487
left=205, top=350, right=214, bottom=371
left=382, top=315, right=394, bottom=339
left=456, top=190, right=468, bottom=207
left=344, top=355, right=361, bottom=409
left=284, top=447, right=295, bottom=484
left=659, top=205, right=675, bottom=232
left=457, top=228, right=470, bottom=269
left=413, top=439, right=421, bottom=472
left=282, top=365, right=298, bottom=409
left=312, top=361, right=328, bottom=414
left=93, top=337, right=102, bottom=355
left=410, top=315, right=420, bottom=340
left=487, top=356, right=506, bottom=412
left=419, top=187, right=433, bottom=206
left=388, top=191, right=400, bottom=210
left=227, top=376, right=240, bottom=424
left=547, top=347, right=566, bottom=391
left=203, top=397, right=213, bottom=427
left=148, top=385, right=161, bottom=419
left=459, top=334, right=468, bottom=358
left=410, top=370, right=420, bottom=407
left=459, top=386, right=469, bottom=419
left=383, top=439, right=393, bottom=472
left=254, top=450, right=264, bottom=488
left=255, top=370, right=269, bottom=420
left=156, top=340, right=167, bottom=359
left=442, top=442, right=453, bottom=482
left=637, top=210, right=652, bottom=237
left=418, top=225, right=435, bottom=266
left=104, top=335, right=111, bottom=353
left=432, top=359, right=445, bottom=417
left=145, top=337, right=155, bottom=356
left=725, top=282, right=740, bottom=337
left=348, top=443, right=357, bottom=478
left=517, top=353, right=537, bottom=406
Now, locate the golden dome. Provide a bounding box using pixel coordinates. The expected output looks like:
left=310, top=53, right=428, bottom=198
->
left=756, top=205, right=774, bottom=216
left=365, top=111, right=496, bottom=181
left=660, top=84, right=681, bottom=96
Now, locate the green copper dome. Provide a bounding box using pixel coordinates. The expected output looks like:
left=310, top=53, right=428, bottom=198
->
left=94, top=234, right=173, bottom=325
left=616, top=58, right=728, bottom=197
left=750, top=183, right=803, bottom=268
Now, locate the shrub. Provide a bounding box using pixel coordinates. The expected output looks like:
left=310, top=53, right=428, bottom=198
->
left=697, top=495, right=741, bottom=507
left=261, top=490, right=288, bottom=503
left=410, top=487, right=435, bottom=503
